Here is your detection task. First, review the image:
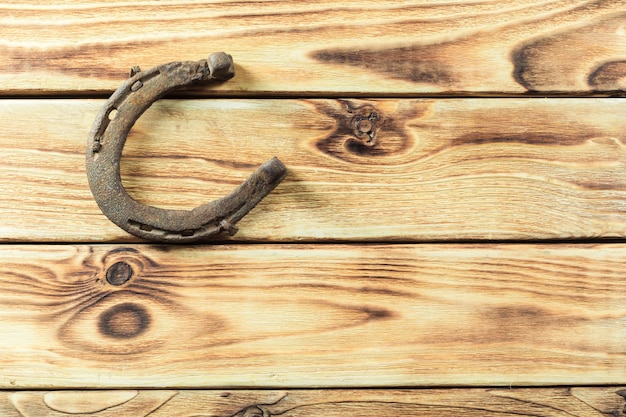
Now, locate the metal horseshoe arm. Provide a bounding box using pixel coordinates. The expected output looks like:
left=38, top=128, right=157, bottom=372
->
left=86, top=53, right=287, bottom=243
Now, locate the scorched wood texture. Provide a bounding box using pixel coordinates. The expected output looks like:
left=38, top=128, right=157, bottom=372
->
left=0, top=244, right=624, bottom=387
left=0, top=0, right=625, bottom=95
left=1, top=98, right=626, bottom=242
left=0, top=0, right=625, bottom=415
left=1, top=388, right=625, bottom=416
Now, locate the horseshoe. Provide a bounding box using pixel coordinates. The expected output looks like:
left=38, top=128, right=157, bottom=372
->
left=86, top=52, right=287, bottom=243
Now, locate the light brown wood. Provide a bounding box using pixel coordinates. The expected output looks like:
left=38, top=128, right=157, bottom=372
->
left=1, top=1, right=625, bottom=95
left=1, top=387, right=625, bottom=416
left=3, top=0, right=623, bottom=406
left=2, top=98, right=626, bottom=242
left=0, top=243, right=624, bottom=388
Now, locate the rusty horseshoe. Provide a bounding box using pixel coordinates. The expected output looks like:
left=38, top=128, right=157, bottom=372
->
left=86, top=53, right=287, bottom=243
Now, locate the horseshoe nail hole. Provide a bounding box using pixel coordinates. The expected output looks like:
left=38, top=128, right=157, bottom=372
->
left=131, top=80, right=144, bottom=92
left=108, top=109, right=118, bottom=120
left=181, top=229, right=195, bottom=236
left=106, top=261, right=133, bottom=286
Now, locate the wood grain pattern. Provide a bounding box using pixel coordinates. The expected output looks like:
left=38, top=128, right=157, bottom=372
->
left=1, top=0, right=625, bottom=95
left=3, top=0, right=623, bottom=407
left=1, top=388, right=625, bottom=416
left=2, top=98, right=626, bottom=242
left=0, top=243, right=624, bottom=388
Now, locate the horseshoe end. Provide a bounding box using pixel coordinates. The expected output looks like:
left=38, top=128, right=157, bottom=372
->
left=260, top=157, right=288, bottom=186
left=208, top=52, right=235, bottom=81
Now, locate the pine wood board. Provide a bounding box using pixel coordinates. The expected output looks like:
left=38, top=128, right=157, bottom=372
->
left=1, top=0, right=626, bottom=95
left=1, top=387, right=625, bottom=416
left=0, top=243, right=624, bottom=388
left=2, top=98, right=626, bottom=242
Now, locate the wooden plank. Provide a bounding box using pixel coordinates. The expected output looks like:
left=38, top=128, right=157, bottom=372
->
left=1, top=1, right=625, bottom=95
left=1, top=388, right=625, bottom=416
left=0, top=243, right=624, bottom=388
left=2, top=98, right=626, bottom=242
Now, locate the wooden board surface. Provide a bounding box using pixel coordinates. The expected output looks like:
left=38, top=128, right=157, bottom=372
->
left=0, top=243, right=624, bottom=388
left=3, top=0, right=626, bottom=408
left=1, top=0, right=625, bottom=95
left=1, top=388, right=625, bottom=417
left=2, top=98, right=626, bottom=243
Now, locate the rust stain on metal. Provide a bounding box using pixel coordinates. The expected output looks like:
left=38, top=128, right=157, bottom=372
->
left=86, top=52, right=287, bottom=243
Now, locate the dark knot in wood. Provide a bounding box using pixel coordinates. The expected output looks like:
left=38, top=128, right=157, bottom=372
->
left=106, top=261, right=133, bottom=286
left=351, top=105, right=379, bottom=146
left=98, top=302, right=151, bottom=339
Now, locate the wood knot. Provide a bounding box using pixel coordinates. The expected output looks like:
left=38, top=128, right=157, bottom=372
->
left=98, top=302, right=151, bottom=339
left=351, top=106, right=379, bottom=147
left=98, top=247, right=158, bottom=288
left=106, top=261, right=133, bottom=286
left=311, top=99, right=420, bottom=166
